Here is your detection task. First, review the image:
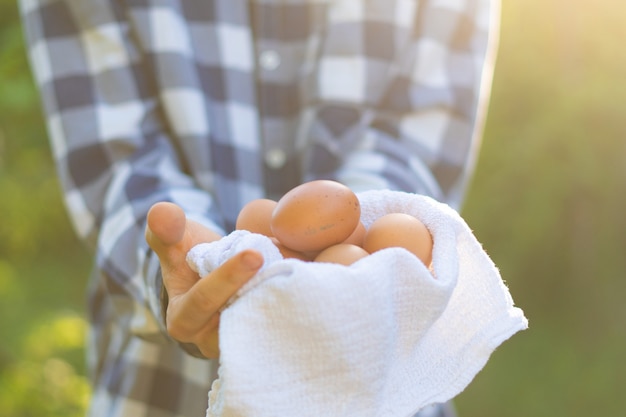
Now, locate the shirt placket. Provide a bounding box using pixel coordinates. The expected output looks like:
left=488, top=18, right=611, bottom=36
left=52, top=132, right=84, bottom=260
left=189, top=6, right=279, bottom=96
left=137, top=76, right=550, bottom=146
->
left=252, top=3, right=307, bottom=199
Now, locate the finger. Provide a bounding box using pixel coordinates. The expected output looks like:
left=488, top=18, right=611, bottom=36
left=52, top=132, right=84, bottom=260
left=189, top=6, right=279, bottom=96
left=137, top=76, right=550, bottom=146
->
left=146, top=203, right=222, bottom=263
left=168, top=311, right=221, bottom=358
left=145, top=202, right=199, bottom=296
left=195, top=329, right=221, bottom=359
left=145, top=202, right=187, bottom=251
left=167, top=249, right=264, bottom=332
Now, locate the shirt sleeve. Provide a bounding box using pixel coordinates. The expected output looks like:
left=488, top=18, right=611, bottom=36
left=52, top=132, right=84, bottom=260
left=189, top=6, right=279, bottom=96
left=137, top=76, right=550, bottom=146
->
left=305, top=0, right=499, bottom=211
left=19, top=0, right=224, bottom=336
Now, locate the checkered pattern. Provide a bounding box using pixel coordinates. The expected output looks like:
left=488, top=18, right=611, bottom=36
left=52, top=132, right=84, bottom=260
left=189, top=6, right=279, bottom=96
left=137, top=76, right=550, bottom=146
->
left=20, top=0, right=499, bottom=416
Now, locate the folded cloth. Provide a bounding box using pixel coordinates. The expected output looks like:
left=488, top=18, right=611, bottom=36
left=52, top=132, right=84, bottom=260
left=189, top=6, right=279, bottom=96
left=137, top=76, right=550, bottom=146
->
left=186, top=189, right=528, bottom=417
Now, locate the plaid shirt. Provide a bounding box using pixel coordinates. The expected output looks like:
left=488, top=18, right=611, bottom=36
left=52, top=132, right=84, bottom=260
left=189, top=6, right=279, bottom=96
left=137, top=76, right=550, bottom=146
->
left=21, top=0, right=499, bottom=416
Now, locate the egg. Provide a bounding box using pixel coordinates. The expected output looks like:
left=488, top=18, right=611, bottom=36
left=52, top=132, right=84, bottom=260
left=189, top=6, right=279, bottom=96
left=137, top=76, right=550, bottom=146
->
left=235, top=198, right=277, bottom=236
left=363, top=213, right=433, bottom=266
left=271, top=180, right=361, bottom=253
left=342, top=221, right=366, bottom=247
left=270, top=237, right=313, bottom=261
left=313, top=243, right=369, bottom=266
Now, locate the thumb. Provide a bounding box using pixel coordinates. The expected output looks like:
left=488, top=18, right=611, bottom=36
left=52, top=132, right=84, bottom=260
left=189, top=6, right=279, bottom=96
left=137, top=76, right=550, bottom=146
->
left=145, top=202, right=187, bottom=255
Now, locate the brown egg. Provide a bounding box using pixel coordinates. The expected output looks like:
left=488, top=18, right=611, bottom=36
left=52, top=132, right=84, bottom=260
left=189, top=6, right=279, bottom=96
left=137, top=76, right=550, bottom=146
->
left=270, top=237, right=313, bottom=261
left=236, top=198, right=277, bottom=236
left=270, top=180, right=361, bottom=253
left=342, top=221, right=366, bottom=247
left=363, top=213, right=433, bottom=266
left=314, top=243, right=369, bottom=266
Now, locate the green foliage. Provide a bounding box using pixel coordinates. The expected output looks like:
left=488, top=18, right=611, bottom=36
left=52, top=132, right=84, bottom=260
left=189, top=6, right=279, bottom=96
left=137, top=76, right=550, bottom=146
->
left=456, top=1, right=626, bottom=415
left=1, top=0, right=625, bottom=416
left=0, top=1, right=92, bottom=416
left=0, top=311, right=90, bottom=417
left=0, top=2, right=80, bottom=261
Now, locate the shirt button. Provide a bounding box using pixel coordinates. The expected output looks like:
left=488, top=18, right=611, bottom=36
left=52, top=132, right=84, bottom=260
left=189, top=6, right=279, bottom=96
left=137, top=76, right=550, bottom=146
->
left=259, top=50, right=281, bottom=71
left=265, top=148, right=287, bottom=169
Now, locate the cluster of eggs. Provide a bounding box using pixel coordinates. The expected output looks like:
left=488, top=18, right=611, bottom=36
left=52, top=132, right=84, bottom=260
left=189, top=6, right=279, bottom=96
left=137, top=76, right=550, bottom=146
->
left=236, top=180, right=433, bottom=267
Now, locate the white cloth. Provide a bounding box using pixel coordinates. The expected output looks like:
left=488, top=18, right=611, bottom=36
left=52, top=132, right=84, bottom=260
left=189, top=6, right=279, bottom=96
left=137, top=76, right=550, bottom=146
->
left=186, top=190, right=528, bottom=417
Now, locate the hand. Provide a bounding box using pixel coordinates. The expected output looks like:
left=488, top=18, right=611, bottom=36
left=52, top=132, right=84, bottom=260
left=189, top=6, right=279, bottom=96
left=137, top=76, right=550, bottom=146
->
left=145, top=202, right=264, bottom=358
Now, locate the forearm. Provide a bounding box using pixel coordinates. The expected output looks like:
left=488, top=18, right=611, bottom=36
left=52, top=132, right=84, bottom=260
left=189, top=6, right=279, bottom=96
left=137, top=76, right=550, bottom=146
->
left=20, top=0, right=223, bottom=335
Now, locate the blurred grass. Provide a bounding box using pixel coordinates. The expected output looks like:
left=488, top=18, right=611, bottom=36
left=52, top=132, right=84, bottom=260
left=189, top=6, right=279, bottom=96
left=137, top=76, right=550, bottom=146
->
left=0, top=1, right=93, bottom=416
left=1, top=0, right=625, bottom=416
left=456, top=0, right=626, bottom=415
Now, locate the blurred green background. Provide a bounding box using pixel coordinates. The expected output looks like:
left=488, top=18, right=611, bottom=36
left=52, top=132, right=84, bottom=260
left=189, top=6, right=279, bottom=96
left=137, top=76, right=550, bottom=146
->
left=1, top=0, right=624, bottom=416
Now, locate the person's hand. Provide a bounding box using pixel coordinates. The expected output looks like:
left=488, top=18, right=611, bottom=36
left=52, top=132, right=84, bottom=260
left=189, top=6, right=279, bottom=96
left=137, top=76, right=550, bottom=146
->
left=145, top=202, right=264, bottom=358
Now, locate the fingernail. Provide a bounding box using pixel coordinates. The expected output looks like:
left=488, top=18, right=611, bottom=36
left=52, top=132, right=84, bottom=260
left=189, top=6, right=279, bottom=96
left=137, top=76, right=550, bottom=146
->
left=242, top=251, right=264, bottom=270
